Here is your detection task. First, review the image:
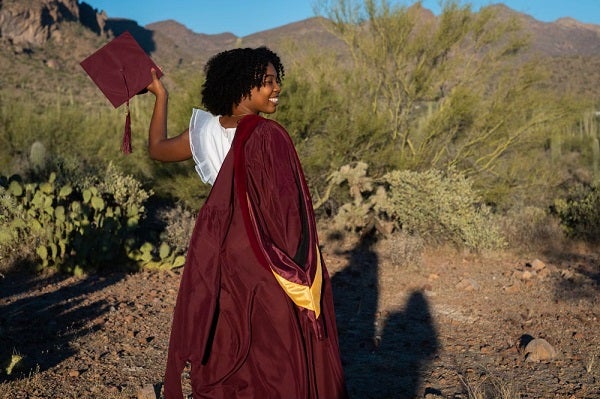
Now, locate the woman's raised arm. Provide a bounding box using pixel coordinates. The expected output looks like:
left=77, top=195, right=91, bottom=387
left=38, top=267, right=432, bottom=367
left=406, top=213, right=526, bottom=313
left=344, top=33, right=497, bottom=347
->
left=146, top=68, right=192, bottom=162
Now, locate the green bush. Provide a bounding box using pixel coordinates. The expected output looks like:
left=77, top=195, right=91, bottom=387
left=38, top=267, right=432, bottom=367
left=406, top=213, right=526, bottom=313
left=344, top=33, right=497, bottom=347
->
left=156, top=203, right=197, bottom=257
left=381, top=231, right=425, bottom=269
left=500, top=205, right=565, bottom=252
left=328, top=162, right=506, bottom=251
left=0, top=184, right=33, bottom=268
left=378, top=168, right=506, bottom=250
left=0, top=165, right=185, bottom=274
left=554, top=183, right=600, bottom=242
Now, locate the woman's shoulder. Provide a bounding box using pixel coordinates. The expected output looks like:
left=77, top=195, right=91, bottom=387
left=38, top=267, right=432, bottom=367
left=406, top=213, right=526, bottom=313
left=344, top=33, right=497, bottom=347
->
left=190, top=108, right=218, bottom=127
left=254, top=117, right=288, bottom=137
left=248, top=117, right=294, bottom=148
left=190, top=108, right=234, bottom=141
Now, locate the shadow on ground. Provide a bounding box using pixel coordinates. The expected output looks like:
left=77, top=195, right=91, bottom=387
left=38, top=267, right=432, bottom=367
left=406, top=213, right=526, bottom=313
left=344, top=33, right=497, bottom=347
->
left=542, top=249, right=600, bottom=300
left=0, top=271, right=126, bottom=382
left=331, top=234, right=439, bottom=399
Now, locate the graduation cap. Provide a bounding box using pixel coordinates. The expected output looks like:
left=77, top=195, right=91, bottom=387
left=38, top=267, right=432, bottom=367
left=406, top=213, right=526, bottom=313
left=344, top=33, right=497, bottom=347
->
left=80, top=31, right=163, bottom=153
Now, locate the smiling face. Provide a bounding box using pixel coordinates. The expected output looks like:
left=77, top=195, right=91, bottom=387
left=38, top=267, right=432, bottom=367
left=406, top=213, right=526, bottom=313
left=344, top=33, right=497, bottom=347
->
left=235, top=63, right=281, bottom=115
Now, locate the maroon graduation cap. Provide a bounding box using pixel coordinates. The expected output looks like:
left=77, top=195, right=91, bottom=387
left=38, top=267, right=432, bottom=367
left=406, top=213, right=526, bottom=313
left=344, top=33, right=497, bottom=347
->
left=80, top=31, right=163, bottom=153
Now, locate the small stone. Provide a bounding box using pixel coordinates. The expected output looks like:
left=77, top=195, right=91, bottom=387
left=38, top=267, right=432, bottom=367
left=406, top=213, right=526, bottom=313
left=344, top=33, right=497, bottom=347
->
left=137, top=384, right=157, bottom=399
left=524, top=338, right=557, bottom=362
left=456, top=278, right=480, bottom=291
left=572, top=331, right=584, bottom=340
left=45, top=59, right=60, bottom=69
left=504, top=282, right=521, bottom=293
left=560, top=269, right=575, bottom=280
left=68, top=370, right=80, bottom=378
left=422, top=283, right=433, bottom=291
left=530, top=259, right=546, bottom=271
left=521, top=270, right=535, bottom=280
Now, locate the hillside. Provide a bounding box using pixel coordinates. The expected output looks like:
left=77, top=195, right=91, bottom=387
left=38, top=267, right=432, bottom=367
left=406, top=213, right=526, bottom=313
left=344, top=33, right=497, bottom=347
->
left=1, top=0, right=600, bottom=106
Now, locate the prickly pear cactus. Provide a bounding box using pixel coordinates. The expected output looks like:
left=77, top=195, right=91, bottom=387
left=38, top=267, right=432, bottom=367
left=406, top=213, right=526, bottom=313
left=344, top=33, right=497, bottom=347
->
left=1, top=166, right=186, bottom=274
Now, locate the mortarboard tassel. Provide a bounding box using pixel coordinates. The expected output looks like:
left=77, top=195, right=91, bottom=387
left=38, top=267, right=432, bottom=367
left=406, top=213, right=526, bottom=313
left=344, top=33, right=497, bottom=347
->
left=121, top=71, right=132, bottom=154
left=122, top=103, right=132, bottom=154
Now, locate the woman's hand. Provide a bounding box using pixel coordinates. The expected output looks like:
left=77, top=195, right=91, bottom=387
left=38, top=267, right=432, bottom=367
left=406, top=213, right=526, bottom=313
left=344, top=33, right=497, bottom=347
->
left=147, top=68, right=167, bottom=97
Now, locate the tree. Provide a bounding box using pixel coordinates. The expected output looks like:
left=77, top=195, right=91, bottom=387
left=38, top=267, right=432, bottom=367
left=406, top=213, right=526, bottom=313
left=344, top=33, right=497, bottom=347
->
left=315, top=0, right=583, bottom=206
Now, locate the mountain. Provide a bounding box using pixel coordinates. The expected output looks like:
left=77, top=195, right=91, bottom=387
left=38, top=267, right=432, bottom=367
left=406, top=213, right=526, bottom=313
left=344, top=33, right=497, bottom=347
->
left=1, top=0, right=599, bottom=105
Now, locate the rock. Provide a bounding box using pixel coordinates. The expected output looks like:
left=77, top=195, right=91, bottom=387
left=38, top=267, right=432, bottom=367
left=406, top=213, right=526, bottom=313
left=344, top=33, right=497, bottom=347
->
left=530, top=259, right=546, bottom=271
left=0, top=0, right=108, bottom=48
left=137, top=384, right=158, bottom=399
left=521, top=270, right=535, bottom=280
left=503, top=281, right=521, bottom=292
left=456, top=278, right=480, bottom=291
left=45, top=59, right=60, bottom=69
left=524, top=338, right=557, bottom=362
left=560, top=269, right=575, bottom=280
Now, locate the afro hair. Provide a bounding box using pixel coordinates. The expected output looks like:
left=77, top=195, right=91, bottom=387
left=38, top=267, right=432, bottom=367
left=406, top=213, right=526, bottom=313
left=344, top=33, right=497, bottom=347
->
left=201, top=46, right=285, bottom=116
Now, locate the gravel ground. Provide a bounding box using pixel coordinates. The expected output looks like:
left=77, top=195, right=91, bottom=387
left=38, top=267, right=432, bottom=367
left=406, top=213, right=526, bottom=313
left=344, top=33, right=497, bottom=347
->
left=1, top=234, right=599, bottom=399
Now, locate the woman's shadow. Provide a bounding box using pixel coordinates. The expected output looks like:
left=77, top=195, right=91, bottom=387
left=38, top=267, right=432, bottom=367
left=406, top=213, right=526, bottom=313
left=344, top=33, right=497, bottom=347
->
left=330, top=233, right=438, bottom=399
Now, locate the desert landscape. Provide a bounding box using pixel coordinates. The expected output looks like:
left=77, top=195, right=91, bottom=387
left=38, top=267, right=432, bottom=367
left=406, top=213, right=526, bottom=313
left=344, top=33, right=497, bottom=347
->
left=1, top=1, right=600, bottom=398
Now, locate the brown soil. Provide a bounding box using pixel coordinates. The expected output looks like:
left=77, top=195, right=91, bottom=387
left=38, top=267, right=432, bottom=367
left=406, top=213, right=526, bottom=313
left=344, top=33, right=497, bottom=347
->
left=1, top=233, right=599, bottom=399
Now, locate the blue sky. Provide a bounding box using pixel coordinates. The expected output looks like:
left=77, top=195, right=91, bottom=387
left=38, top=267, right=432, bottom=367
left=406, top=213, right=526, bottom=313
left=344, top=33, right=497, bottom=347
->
left=84, top=1, right=600, bottom=37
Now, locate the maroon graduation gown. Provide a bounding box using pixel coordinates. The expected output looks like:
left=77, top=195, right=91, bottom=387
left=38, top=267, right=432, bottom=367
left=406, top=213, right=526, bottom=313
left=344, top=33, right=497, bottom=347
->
left=164, top=115, right=348, bottom=399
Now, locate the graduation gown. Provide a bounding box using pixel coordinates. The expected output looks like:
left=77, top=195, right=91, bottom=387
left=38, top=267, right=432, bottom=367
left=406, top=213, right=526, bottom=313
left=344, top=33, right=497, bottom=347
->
left=164, top=115, right=348, bottom=399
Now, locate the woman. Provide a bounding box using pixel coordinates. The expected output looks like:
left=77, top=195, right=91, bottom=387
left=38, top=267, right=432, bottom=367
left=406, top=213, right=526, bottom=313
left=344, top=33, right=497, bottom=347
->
left=146, top=47, right=348, bottom=399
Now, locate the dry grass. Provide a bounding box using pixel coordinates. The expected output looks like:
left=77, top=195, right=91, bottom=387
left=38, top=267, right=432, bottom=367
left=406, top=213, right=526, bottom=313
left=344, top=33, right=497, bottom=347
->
left=458, top=370, right=521, bottom=399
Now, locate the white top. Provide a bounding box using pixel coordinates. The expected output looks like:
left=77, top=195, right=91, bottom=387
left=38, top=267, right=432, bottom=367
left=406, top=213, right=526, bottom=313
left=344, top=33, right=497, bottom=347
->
left=189, top=108, right=236, bottom=186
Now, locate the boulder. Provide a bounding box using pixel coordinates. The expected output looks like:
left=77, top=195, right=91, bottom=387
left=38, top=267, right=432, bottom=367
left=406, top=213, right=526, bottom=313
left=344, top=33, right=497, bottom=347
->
left=524, top=338, right=557, bottom=362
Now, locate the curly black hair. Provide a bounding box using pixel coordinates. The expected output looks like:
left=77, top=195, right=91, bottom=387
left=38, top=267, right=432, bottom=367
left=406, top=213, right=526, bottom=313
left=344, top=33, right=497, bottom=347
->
left=201, top=47, right=285, bottom=116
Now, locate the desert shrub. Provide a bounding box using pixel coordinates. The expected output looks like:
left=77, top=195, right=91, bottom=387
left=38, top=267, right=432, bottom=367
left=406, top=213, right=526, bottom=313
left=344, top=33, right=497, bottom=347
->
left=328, top=162, right=375, bottom=231
left=328, top=162, right=506, bottom=251
left=378, top=168, right=506, bottom=250
left=90, top=163, right=151, bottom=226
left=500, top=205, right=565, bottom=251
left=0, top=185, right=35, bottom=270
left=379, top=231, right=425, bottom=269
left=156, top=203, right=197, bottom=256
left=0, top=165, right=184, bottom=274
left=554, top=183, right=600, bottom=242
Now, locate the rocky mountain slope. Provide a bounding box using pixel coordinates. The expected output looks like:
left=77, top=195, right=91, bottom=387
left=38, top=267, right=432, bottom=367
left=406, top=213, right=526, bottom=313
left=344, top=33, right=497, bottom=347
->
left=1, top=0, right=599, bottom=104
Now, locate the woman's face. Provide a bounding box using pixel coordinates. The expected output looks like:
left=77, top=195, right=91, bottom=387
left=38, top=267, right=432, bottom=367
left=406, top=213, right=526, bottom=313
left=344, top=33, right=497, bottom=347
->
left=241, top=63, right=281, bottom=115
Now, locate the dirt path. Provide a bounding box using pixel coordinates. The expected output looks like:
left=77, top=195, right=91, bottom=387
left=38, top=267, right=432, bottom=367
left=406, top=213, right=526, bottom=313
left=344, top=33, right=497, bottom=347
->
left=1, top=237, right=599, bottom=398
